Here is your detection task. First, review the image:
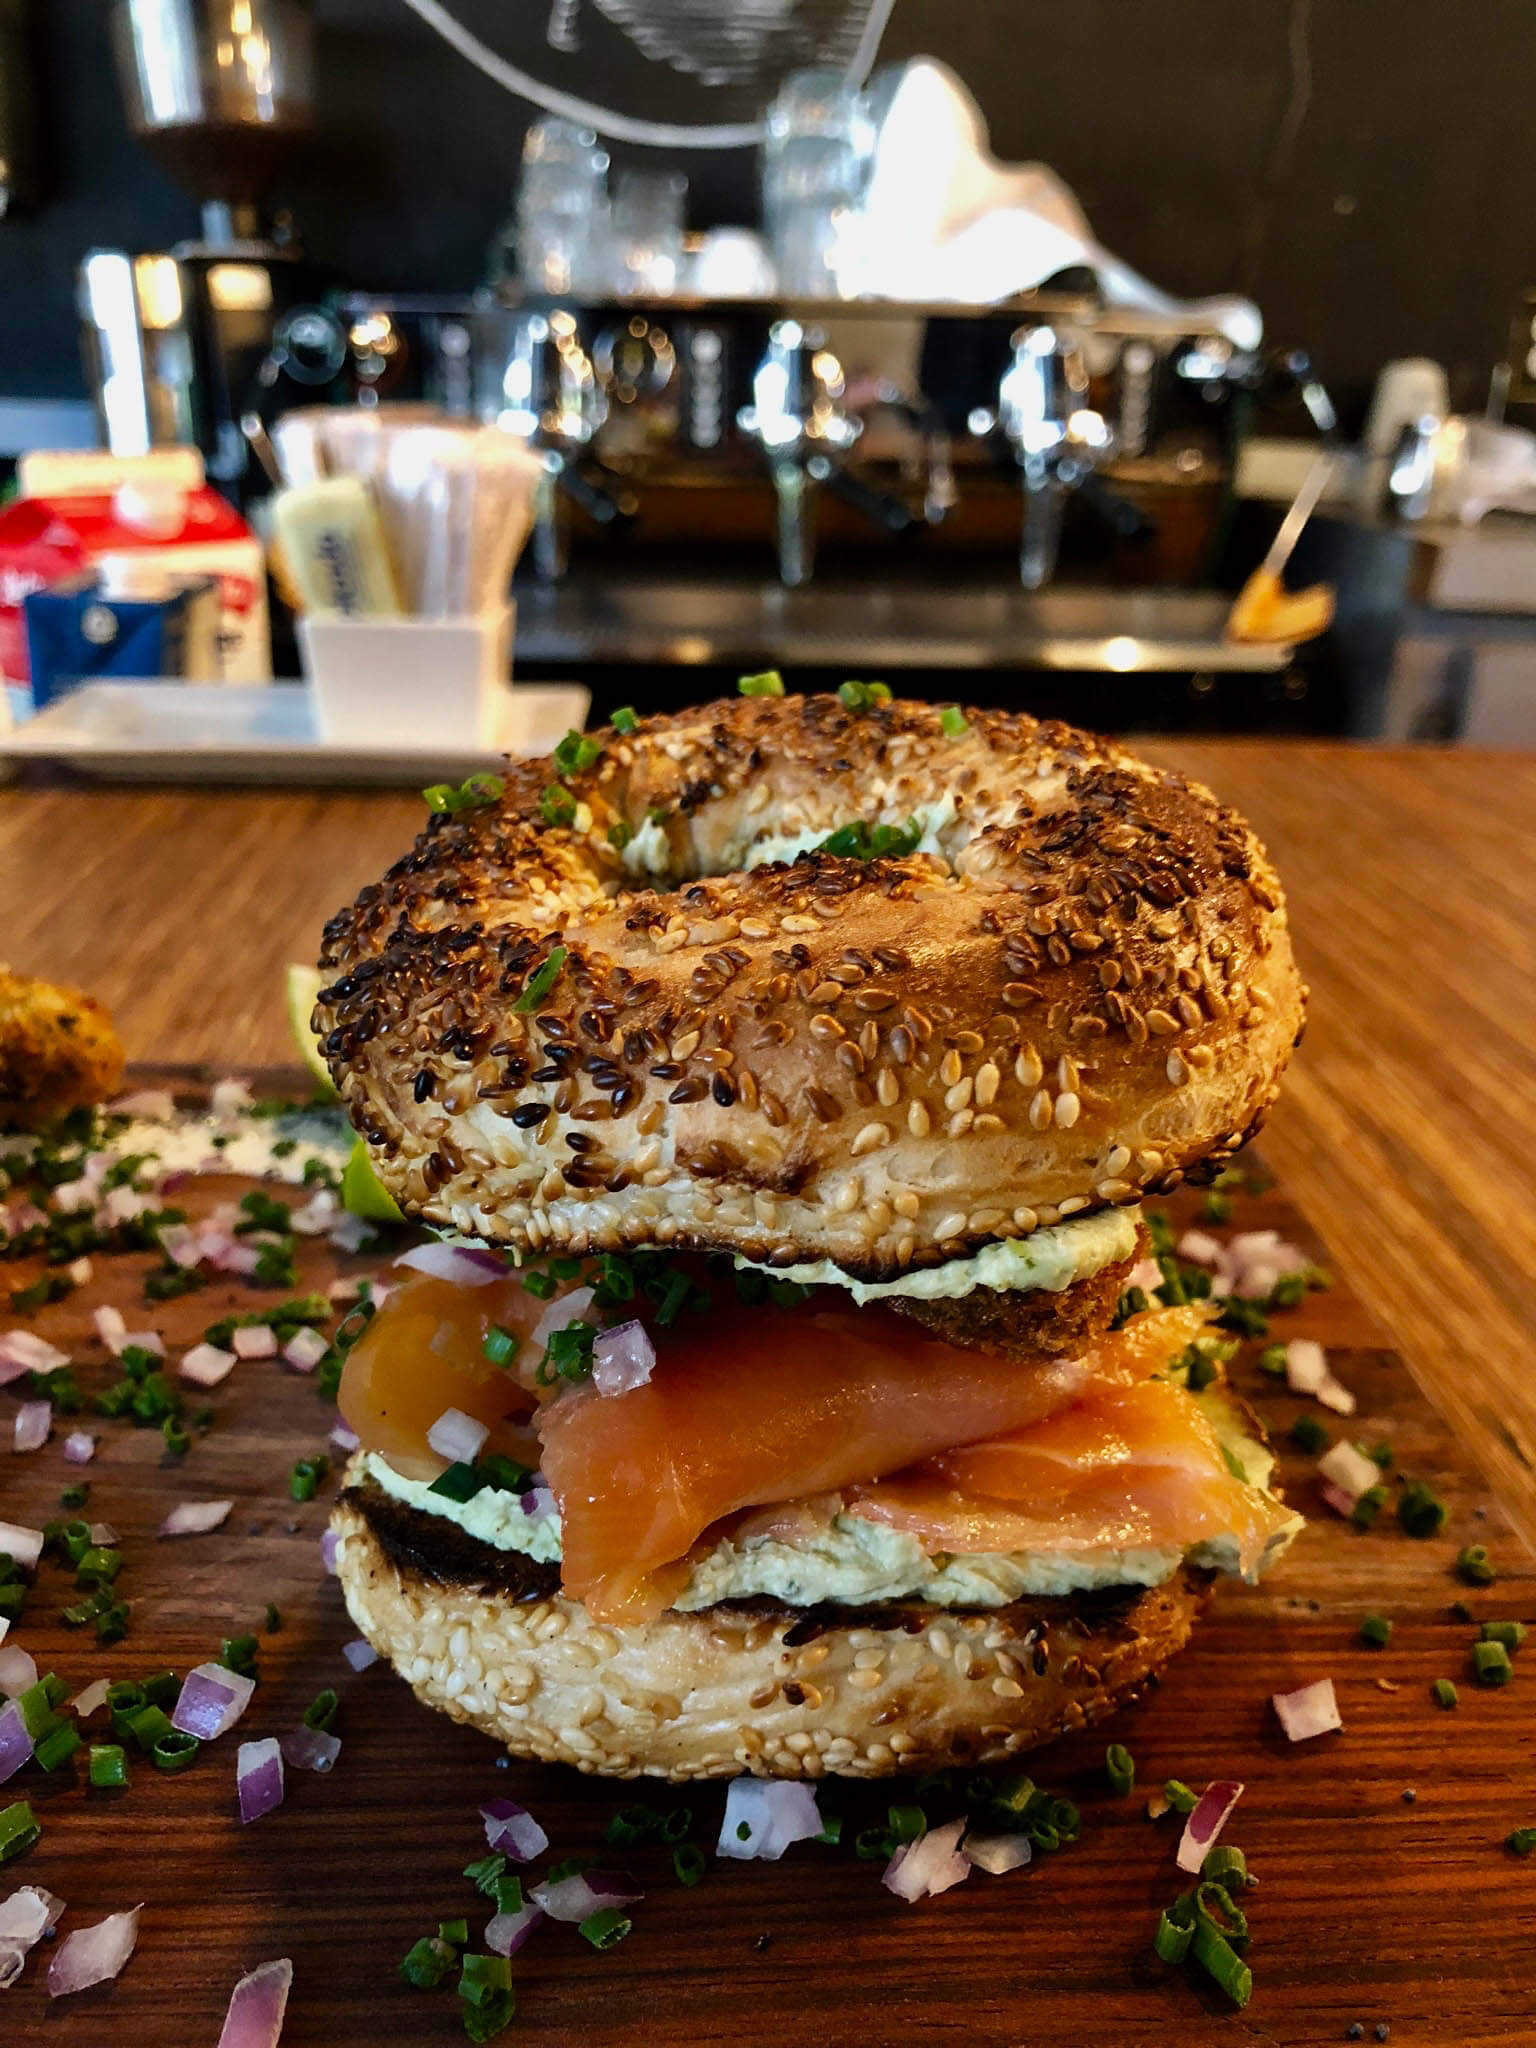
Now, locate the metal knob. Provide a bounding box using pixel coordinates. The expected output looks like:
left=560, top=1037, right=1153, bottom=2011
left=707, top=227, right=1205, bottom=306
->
left=997, top=324, right=1113, bottom=590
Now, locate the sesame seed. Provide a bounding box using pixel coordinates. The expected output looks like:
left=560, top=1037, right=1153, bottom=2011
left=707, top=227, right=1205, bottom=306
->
left=906, top=1099, right=931, bottom=1138
left=1054, top=1090, right=1081, bottom=1128
left=1029, top=1088, right=1053, bottom=1130
left=850, top=1121, right=892, bottom=1156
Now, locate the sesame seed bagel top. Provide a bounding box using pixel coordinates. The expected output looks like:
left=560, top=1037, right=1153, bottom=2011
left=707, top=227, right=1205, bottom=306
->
left=315, top=694, right=1305, bottom=1277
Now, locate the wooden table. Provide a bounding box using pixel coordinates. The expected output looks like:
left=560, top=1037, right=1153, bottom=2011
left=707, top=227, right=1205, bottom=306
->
left=2, top=744, right=1534, bottom=1542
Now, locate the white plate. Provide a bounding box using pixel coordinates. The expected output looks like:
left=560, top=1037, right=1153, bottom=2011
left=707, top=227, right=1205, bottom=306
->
left=0, top=680, right=590, bottom=785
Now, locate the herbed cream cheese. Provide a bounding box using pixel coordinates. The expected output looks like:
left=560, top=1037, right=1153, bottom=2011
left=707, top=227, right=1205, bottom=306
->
left=736, top=1204, right=1140, bottom=1305
left=359, top=1390, right=1300, bottom=1614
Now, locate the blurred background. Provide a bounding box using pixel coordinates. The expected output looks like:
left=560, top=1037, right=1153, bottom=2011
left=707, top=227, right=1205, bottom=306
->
left=2, top=0, right=1535, bottom=777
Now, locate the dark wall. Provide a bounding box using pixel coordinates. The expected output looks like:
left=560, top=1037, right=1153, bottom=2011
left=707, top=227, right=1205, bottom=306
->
left=2, top=0, right=1533, bottom=416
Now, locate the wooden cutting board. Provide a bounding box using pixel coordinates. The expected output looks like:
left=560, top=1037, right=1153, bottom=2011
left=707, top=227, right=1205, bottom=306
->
left=3, top=1070, right=1533, bottom=2048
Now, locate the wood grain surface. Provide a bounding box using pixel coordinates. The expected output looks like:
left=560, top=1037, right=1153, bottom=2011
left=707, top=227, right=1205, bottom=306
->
left=2, top=744, right=1533, bottom=1540
left=0, top=1078, right=1532, bottom=2047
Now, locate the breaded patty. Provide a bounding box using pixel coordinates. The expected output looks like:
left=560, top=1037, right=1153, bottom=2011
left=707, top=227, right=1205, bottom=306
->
left=0, top=968, right=125, bottom=1130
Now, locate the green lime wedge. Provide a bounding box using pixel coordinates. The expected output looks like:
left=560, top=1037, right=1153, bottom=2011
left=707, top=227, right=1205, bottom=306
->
left=285, top=962, right=339, bottom=1100
left=341, top=1138, right=403, bottom=1222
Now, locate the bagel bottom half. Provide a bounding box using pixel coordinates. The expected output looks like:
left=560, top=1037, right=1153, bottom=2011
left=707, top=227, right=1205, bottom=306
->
left=332, top=1477, right=1211, bottom=1782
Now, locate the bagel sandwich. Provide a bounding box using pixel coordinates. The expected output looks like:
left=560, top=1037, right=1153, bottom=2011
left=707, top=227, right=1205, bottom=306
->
left=318, top=689, right=1307, bottom=1780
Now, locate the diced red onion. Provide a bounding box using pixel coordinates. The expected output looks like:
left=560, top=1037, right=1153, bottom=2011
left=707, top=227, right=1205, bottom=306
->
left=716, top=1778, right=823, bottom=1861
left=101, top=1184, right=153, bottom=1226
left=62, top=1431, right=95, bottom=1465
left=212, top=1077, right=255, bottom=1118
left=328, top=1212, right=373, bottom=1254
left=591, top=1319, right=656, bottom=1396
left=89, top=1521, right=116, bottom=1546
left=92, top=1304, right=127, bottom=1353
left=326, top=1276, right=363, bottom=1305
left=12, top=1401, right=50, bottom=1454
left=49, top=1177, right=96, bottom=1213
left=158, top=1498, right=232, bottom=1538
left=216, top=1956, right=293, bottom=2048
left=1125, top=1256, right=1163, bottom=1295
left=0, top=1521, right=43, bottom=1570
left=112, top=1087, right=176, bottom=1118
left=119, top=1329, right=164, bottom=1358
left=329, top=1421, right=360, bottom=1455
left=1272, top=1677, right=1342, bottom=1742
left=426, top=1405, right=488, bottom=1464
left=0, top=1883, right=64, bottom=1985
left=180, top=1342, right=236, bottom=1388
left=233, top=1325, right=277, bottom=1360
left=1176, top=1780, right=1244, bottom=1873
left=0, top=1700, right=33, bottom=1783
left=289, top=1192, right=337, bottom=1237
left=71, top=1679, right=110, bottom=1719
left=0, top=1619, right=8, bottom=1647
left=520, top=1483, right=557, bottom=1520
left=1284, top=1339, right=1328, bottom=1393
left=280, top=1724, right=341, bottom=1773
left=394, top=1242, right=504, bottom=1288
left=341, top=1638, right=378, bottom=1672
left=1319, top=1479, right=1358, bottom=1519
left=209, top=1241, right=261, bottom=1277
left=530, top=1870, right=641, bottom=1922
left=0, top=1329, right=70, bottom=1376
left=481, top=1798, right=550, bottom=1863
left=282, top=1327, right=329, bottom=1373
left=962, top=1832, right=1033, bottom=1875
left=172, top=1662, right=255, bottom=1741
left=0, top=1648, right=38, bottom=1699
left=320, top=1529, right=341, bottom=1575
left=158, top=1221, right=205, bottom=1268
left=1317, top=1440, right=1379, bottom=1501
left=883, top=1817, right=970, bottom=1901
left=48, top=1905, right=141, bottom=1996
left=485, top=1902, right=544, bottom=1956
left=237, top=1737, right=285, bottom=1823
left=1176, top=1228, right=1224, bottom=1266
left=64, top=1257, right=93, bottom=1286
left=1315, top=1375, right=1357, bottom=1416
left=529, top=1285, right=594, bottom=1351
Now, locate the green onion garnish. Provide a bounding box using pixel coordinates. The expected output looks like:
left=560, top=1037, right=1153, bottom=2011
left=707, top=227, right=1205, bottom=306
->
left=737, top=670, right=785, bottom=697
left=1200, top=1190, right=1233, bottom=1225
left=1201, top=1845, right=1249, bottom=1894
left=482, top=1326, right=518, bottom=1367
left=1105, top=1744, right=1135, bottom=1796
left=439, top=1918, right=469, bottom=1948
left=427, top=1461, right=484, bottom=1504
left=673, top=1842, right=706, bottom=1886
left=88, top=1743, right=128, bottom=1788
left=1163, top=1779, right=1199, bottom=1815
left=578, top=1906, right=632, bottom=1950
left=837, top=680, right=893, bottom=711
left=814, top=818, right=922, bottom=861
left=0, top=1800, right=40, bottom=1863
left=1290, top=1414, right=1329, bottom=1455
left=264, top=1602, right=282, bottom=1632
left=539, top=781, right=577, bottom=829
left=459, top=1952, right=512, bottom=2004
left=1366, top=1441, right=1394, bottom=1469
left=1480, top=1621, right=1526, bottom=1652
left=1360, top=1614, right=1393, bottom=1648
left=1473, top=1640, right=1514, bottom=1687
left=463, top=1853, right=507, bottom=1897
left=152, top=1729, right=200, bottom=1772
left=1431, top=1678, right=1459, bottom=1709
left=939, top=705, right=968, bottom=737
left=140, top=1671, right=178, bottom=1708
left=815, top=1813, right=843, bottom=1846
left=399, top=1935, right=456, bottom=1989
left=1398, top=1480, right=1448, bottom=1539
left=1352, top=1483, right=1389, bottom=1529
left=219, top=1633, right=260, bottom=1677
left=512, top=944, right=568, bottom=1014
left=611, top=706, right=639, bottom=733
left=59, top=1483, right=89, bottom=1510
left=34, top=1721, right=82, bottom=1772
left=303, top=1688, right=339, bottom=1733
left=604, top=1805, right=658, bottom=1846
left=1190, top=1917, right=1252, bottom=2006
left=1255, top=1344, right=1288, bottom=1378
left=126, top=1703, right=173, bottom=1752
left=1154, top=1900, right=1195, bottom=1963
left=423, top=774, right=505, bottom=815
left=1268, top=1273, right=1307, bottom=1309
left=95, top=1601, right=130, bottom=1646
left=553, top=729, right=603, bottom=779
left=1456, top=1545, right=1496, bottom=1585
left=1506, top=1828, right=1536, bottom=1857
left=886, top=1804, right=925, bottom=1845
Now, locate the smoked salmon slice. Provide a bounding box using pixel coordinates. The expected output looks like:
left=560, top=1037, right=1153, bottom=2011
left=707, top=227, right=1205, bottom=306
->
left=850, top=1375, right=1292, bottom=1575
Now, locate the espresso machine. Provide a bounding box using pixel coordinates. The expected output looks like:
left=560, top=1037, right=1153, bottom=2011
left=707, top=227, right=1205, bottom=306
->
left=78, top=0, right=338, bottom=494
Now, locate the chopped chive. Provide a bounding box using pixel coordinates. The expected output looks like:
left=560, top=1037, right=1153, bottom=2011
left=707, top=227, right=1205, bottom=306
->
left=553, top=729, right=603, bottom=778
left=264, top=1602, right=282, bottom=1633
left=854, top=1825, right=891, bottom=1860
left=219, top=1633, right=259, bottom=1678
left=1200, top=1190, right=1233, bottom=1225
left=1190, top=1918, right=1252, bottom=2007
left=1473, top=1640, right=1514, bottom=1687
left=1450, top=1600, right=1474, bottom=1623
left=659, top=1804, right=692, bottom=1844
left=0, top=1800, right=40, bottom=1863
left=1366, top=1441, right=1395, bottom=1469
left=463, top=1853, right=507, bottom=1897
left=95, top=1600, right=130, bottom=1646
left=1479, top=1621, right=1526, bottom=1652
left=427, top=1461, right=484, bottom=1504
left=34, top=1721, right=82, bottom=1772
left=539, top=781, right=577, bottom=829
left=17, top=1683, right=55, bottom=1740
left=513, top=944, right=568, bottom=1014
left=1194, top=1880, right=1250, bottom=1955
left=439, top=1918, right=469, bottom=1948
left=1360, top=1614, right=1393, bottom=1648
left=1352, top=1483, right=1389, bottom=1529
left=59, top=1483, right=89, bottom=1510
left=127, top=1703, right=173, bottom=1751
left=1163, top=1779, right=1199, bottom=1815
left=1398, top=1480, right=1448, bottom=1539
left=1456, top=1545, right=1496, bottom=1585
left=604, top=1804, right=658, bottom=1846
left=939, top=705, right=968, bottom=737
left=1154, top=1900, right=1195, bottom=1963
left=303, top=1688, right=339, bottom=1733
left=673, top=1842, right=706, bottom=1886
left=491, top=1875, right=523, bottom=1916
left=482, top=1325, right=518, bottom=1367
left=1201, top=1846, right=1249, bottom=1895
left=1290, top=1414, right=1329, bottom=1455
left=459, top=1952, right=512, bottom=2004
left=814, top=1813, right=843, bottom=1846
left=737, top=670, right=785, bottom=697
left=578, top=1906, right=631, bottom=1950
left=736, top=1820, right=751, bottom=1842
left=140, top=1671, right=178, bottom=1708
left=605, top=819, right=632, bottom=851
left=887, top=1804, right=925, bottom=1845
left=611, top=706, right=638, bottom=733
left=88, top=1743, right=128, bottom=1788
left=1256, top=1343, right=1289, bottom=1378
left=399, top=1935, right=456, bottom=1989
left=152, top=1729, right=200, bottom=1772
left=76, top=1545, right=122, bottom=1586
left=1105, top=1744, right=1135, bottom=1796
left=1268, top=1273, right=1307, bottom=1309
left=1506, top=1828, right=1536, bottom=1857
left=1431, top=1678, right=1459, bottom=1709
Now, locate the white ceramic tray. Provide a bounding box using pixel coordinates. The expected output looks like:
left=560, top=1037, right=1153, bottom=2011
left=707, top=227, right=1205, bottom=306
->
left=0, top=680, right=590, bottom=785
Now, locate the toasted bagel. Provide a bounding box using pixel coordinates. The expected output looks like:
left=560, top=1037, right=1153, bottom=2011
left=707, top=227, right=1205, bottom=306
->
left=316, top=695, right=1303, bottom=1277
left=332, top=1477, right=1211, bottom=1781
